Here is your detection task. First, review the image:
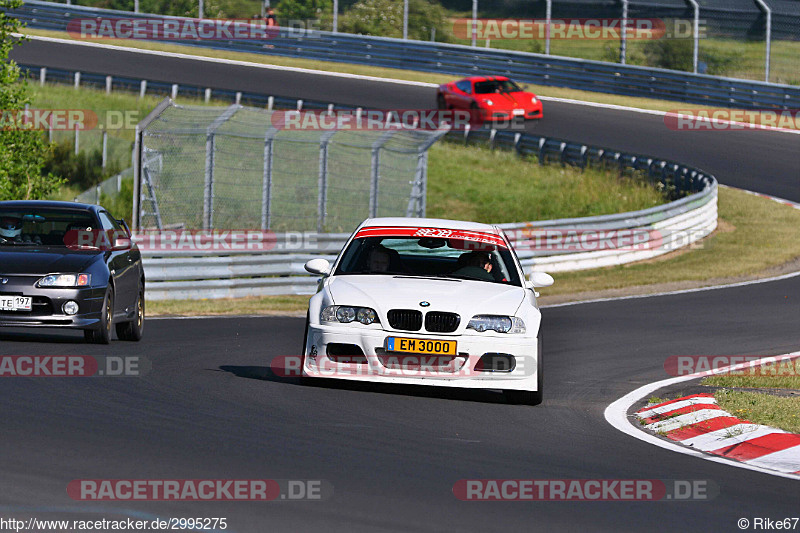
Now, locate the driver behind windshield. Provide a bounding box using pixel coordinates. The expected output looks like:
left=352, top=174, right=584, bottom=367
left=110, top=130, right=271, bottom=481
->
left=0, top=216, right=41, bottom=244
left=451, top=251, right=494, bottom=281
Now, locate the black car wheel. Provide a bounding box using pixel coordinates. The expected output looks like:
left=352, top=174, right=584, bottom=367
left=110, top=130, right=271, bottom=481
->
left=85, top=285, right=113, bottom=344
left=116, top=285, right=144, bottom=341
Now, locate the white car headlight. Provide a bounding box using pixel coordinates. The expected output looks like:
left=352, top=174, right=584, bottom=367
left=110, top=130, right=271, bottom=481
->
left=37, top=274, right=91, bottom=288
left=531, top=96, right=538, bottom=104
left=485, top=99, right=494, bottom=106
left=467, top=315, right=526, bottom=334
left=321, top=306, right=379, bottom=325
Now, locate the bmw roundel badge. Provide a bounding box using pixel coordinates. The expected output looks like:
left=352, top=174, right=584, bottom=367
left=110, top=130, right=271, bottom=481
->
left=420, top=301, right=430, bottom=307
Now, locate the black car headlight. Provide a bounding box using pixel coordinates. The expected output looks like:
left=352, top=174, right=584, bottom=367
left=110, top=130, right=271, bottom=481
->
left=36, top=274, right=91, bottom=288
left=467, top=315, right=525, bottom=334
left=321, top=306, right=378, bottom=325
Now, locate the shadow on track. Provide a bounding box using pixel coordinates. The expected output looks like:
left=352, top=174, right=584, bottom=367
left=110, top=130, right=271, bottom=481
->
left=218, top=364, right=509, bottom=404
left=0, top=330, right=86, bottom=344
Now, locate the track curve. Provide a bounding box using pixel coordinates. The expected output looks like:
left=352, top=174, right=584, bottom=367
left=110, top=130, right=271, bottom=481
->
left=3, top=36, right=800, bottom=532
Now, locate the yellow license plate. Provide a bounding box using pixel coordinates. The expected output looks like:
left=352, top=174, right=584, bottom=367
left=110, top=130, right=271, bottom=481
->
left=386, top=337, right=457, bottom=355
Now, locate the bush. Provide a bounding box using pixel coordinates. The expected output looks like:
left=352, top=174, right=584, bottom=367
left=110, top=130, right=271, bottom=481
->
left=42, top=141, right=122, bottom=191
left=339, top=0, right=452, bottom=42
left=0, top=0, right=64, bottom=200
left=275, top=0, right=334, bottom=29
left=100, top=178, right=134, bottom=225
left=641, top=21, right=742, bottom=76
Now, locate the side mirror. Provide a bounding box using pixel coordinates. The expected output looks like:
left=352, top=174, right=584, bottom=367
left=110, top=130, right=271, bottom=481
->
left=305, top=258, right=331, bottom=276
left=529, top=271, right=554, bottom=288
left=112, top=237, right=132, bottom=251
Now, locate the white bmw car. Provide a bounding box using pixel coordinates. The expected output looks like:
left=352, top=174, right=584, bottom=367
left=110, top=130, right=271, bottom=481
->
left=302, top=218, right=553, bottom=405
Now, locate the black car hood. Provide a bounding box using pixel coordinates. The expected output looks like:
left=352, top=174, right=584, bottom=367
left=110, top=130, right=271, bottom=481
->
left=0, top=247, right=100, bottom=275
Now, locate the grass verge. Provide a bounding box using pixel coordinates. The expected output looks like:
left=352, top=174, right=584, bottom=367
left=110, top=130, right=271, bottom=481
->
left=20, top=28, right=771, bottom=115
left=427, top=141, right=665, bottom=222
left=713, top=389, right=800, bottom=434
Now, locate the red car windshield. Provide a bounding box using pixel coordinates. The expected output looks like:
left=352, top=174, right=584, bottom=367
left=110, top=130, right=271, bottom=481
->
left=474, top=80, right=523, bottom=94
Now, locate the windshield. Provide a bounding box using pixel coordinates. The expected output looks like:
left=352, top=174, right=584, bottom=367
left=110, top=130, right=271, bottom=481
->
left=473, top=79, right=523, bottom=94
left=0, top=208, right=96, bottom=246
left=334, top=228, right=522, bottom=286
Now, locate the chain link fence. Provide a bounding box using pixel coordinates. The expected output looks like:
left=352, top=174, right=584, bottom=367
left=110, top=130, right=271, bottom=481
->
left=133, top=101, right=447, bottom=232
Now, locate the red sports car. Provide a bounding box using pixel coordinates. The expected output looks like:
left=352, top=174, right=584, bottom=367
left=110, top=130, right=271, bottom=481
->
left=437, top=76, right=543, bottom=122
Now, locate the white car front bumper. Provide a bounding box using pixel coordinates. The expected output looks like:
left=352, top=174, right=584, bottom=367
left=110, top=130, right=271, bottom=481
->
left=303, top=323, right=539, bottom=391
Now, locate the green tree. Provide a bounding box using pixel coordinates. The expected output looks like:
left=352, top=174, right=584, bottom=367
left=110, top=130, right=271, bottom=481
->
left=339, top=0, right=451, bottom=42
left=0, top=0, right=63, bottom=200
left=275, top=0, right=333, bottom=28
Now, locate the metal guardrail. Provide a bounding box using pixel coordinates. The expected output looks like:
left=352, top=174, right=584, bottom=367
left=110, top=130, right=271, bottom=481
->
left=19, top=62, right=717, bottom=300
left=12, top=0, right=800, bottom=110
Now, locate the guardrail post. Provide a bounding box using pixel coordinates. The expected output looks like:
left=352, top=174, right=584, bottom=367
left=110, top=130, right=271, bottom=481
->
left=402, top=0, right=408, bottom=40
left=139, top=80, right=147, bottom=99
left=102, top=131, right=108, bottom=169
left=74, top=71, right=80, bottom=89
left=318, top=131, right=337, bottom=233
left=171, top=84, right=178, bottom=99
left=333, top=0, right=339, bottom=32
left=369, top=131, right=396, bottom=218
left=40, top=67, right=46, bottom=86
left=619, top=0, right=628, bottom=64
left=538, top=137, right=546, bottom=165
left=267, top=96, right=274, bottom=111
left=235, top=92, right=242, bottom=104
left=205, top=88, right=211, bottom=103
left=471, top=0, right=478, bottom=47
left=74, top=124, right=79, bottom=155
left=754, top=0, right=772, bottom=82
left=545, top=0, right=552, bottom=55
left=106, top=75, right=112, bottom=94
left=687, top=0, right=700, bottom=73
left=262, top=126, right=278, bottom=230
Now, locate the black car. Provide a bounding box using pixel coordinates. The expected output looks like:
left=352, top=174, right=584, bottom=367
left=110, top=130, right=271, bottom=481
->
left=0, top=200, right=144, bottom=343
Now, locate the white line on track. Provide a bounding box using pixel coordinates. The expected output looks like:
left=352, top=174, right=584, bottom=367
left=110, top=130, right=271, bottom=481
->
left=604, top=351, right=800, bottom=480
left=541, top=269, right=800, bottom=309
